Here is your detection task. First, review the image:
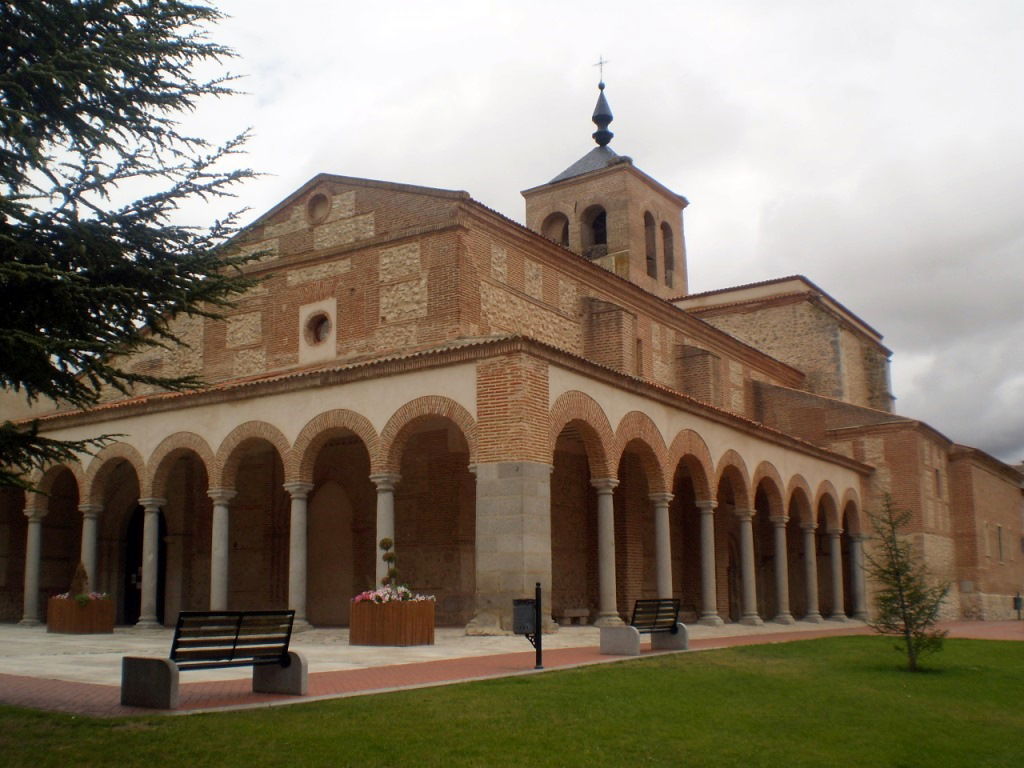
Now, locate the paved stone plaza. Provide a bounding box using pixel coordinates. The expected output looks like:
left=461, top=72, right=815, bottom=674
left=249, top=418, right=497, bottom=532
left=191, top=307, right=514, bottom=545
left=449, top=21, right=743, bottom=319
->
left=1, top=620, right=1019, bottom=717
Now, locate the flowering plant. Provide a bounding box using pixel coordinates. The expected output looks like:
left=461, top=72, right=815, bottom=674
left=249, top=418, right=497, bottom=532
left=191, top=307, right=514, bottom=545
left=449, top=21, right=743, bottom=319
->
left=54, top=562, right=111, bottom=605
left=352, top=585, right=435, bottom=604
left=351, top=538, right=435, bottom=603
left=53, top=591, right=110, bottom=606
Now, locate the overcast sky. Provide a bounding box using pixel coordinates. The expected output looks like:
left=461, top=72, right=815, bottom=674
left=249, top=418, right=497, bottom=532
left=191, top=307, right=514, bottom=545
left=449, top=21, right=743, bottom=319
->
left=192, top=1, right=1023, bottom=464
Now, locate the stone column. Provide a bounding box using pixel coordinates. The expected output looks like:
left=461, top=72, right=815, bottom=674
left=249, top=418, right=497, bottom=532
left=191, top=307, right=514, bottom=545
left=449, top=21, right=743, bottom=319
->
left=78, top=503, right=102, bottom=590
left=20, top=507, right=47, bottom=626
left=650, top=492, right=674, bottom=599
left=735, top=508, right=763, bottom=625
left=593, top=478, right=622, bottom=627
left=370, top=473, right=400, bottom=587
left=770, top=515, right=794, bottom=624
left=136, top=497, right=165, bottom=628
left=697, top=500, right=723, bottom=625
left=207, top=488, right=236, bottom=611
left=828, top=527, right=847, bottom=620
left=849, top=533, right=868, bottom=620
left=285, top=482, right=314, bottom=629
left=802, top=522, right=823, bottom=622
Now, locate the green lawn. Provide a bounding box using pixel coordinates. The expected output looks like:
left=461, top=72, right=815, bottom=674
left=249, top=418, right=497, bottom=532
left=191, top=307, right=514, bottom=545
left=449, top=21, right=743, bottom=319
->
left=3, top=637, right=1022, bottom=767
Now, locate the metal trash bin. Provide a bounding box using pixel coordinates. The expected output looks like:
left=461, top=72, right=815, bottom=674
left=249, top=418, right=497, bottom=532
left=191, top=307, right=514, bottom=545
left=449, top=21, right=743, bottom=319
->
left=513, top=598, right=536, bottom=635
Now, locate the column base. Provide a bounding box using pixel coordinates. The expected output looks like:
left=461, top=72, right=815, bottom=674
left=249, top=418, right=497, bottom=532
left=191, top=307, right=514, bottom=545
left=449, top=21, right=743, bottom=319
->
left=291, top=618, right=313, bottom=632
left=773, top=613, right=796, bottom=625
left=801, top=613, right=824, bottom=624
left=851, top=611, right=869, bottom=622
left=465, top=612, right=507, bottom=636
left=134, top=618, right=162, bottom=629
left=17, top=618, right=41, bottom=627
left=594, top=613, right=624, bottom=628
left=740, top=614, right=763, bottom=626
left=698, top=614, right=724, bottom=626
left=827, top=614, right=849, bottom=622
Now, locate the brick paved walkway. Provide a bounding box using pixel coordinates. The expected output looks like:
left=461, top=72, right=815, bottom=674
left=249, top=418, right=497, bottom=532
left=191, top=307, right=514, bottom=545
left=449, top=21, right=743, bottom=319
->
left=0, top=620, right=1017, bottom=718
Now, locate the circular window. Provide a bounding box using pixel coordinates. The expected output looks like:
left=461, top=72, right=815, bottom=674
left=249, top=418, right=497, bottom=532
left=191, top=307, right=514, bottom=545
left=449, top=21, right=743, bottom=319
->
left=306, top=193, right=330, bottom=224
left=305, top=312, right=332, bottom=345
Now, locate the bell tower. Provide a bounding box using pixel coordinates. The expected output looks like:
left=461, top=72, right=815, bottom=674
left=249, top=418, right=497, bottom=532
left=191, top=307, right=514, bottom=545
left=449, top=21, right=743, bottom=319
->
left=522, top=81, right=690, bottom=298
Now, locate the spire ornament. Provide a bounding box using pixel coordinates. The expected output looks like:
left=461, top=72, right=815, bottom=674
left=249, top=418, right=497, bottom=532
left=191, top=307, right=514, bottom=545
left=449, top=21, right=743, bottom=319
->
left=591, top=80, right=614, bottom=147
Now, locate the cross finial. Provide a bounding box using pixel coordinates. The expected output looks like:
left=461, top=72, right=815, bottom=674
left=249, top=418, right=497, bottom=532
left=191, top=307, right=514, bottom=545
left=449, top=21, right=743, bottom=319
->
left=593, top=55, right=609, bottom=84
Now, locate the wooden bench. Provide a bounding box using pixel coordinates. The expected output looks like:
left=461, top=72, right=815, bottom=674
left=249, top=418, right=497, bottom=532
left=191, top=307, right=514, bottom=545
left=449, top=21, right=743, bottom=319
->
left=121, top=610, right=308, bottom=709
left=599, top=598, right=689, bottom=656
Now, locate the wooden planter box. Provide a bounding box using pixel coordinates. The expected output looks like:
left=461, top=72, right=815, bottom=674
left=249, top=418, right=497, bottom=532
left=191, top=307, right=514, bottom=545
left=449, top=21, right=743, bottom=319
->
left=349, top=600, right=435, bottom=646
left=47, top=597, right=115, bottom=634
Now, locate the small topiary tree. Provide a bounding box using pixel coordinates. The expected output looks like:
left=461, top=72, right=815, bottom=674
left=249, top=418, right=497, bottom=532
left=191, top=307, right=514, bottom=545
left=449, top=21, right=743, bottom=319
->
left=379, top=537, right=398, bottom=587
left=865, top=495, right=949, bottom=671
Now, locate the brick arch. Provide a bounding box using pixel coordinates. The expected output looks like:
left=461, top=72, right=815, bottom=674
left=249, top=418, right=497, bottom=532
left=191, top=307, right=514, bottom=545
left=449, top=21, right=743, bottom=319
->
left=85, top=442, right=146, bottom=506
left=714, top=449, right=752, bottom=509
left=377, top=396, right=477, bottom=474
left=289, top=409, right=380, bottom=483
left=28, top=462, right=87, bottom=511
left=751, top=461, right=785, bottom=516
left=786, top=475, right=815, bottom=524
left=212, top=421, right=291, bottom=489
left=146, top=432, right=215, bottom=498
left=549, top=390, right=616, bottom=479
left=666, top=429, right=714, bottom=500
left=814, top=480, right=841, bottom=529
left=613, top=411, right=669, bottom=493
left=840, top=488, right=863, bottom=534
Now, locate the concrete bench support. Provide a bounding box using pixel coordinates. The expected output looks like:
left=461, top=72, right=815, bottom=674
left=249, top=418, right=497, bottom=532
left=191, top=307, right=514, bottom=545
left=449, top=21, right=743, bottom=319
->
left=121, top=656, right=179, bottom=709
left=253, top=651, right=308, bottom=695
left=600, top=622, right=689, bottom=656
left=121, top=651, right=308, bottom=709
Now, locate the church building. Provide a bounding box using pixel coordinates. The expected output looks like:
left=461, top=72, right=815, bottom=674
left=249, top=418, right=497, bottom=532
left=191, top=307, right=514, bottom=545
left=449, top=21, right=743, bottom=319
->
left=2, top=83, right=1022, bottom=631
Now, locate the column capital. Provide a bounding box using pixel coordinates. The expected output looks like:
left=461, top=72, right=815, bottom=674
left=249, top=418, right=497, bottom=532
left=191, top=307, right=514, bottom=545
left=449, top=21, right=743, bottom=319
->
left=733, top=507, right=755, bottom=522
left=849, top=532, right=868, bottom=543
left=138, top=497, right=166, bottom=512
left=23, top=506, right=47, bottom=522
left=283, top=481, right=314, bottom=499
left=696, top=500, right=716, bottom=513
left=207, top=487, right=237, bottom=504
left=827, top=527, right=843, bottom=537
left=591, top=477, right=619, bottom=493
left=801, top=521, right=817, bottom=532
left=78, top=503, right=102, bottom=519
left=769, top=514, right=789, bottom=527
left=369, top=472, right=401, bottom=491
left=648, top=492, right=674, bottom=505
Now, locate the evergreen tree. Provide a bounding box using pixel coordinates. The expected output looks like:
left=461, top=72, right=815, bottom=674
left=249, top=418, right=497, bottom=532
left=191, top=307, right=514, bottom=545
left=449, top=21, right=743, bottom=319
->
left=0, top=1, right=261, bottom=489
left=865, top=494, right=949, bottom=671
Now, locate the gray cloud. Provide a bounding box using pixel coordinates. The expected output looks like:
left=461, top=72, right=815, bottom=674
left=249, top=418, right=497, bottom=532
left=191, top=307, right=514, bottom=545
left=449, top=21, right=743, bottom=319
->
left=193, top=0, right=1024, bottom=462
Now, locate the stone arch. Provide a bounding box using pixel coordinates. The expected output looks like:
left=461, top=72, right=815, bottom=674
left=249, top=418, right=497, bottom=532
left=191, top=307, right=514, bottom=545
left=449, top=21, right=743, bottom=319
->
left=714, top=449, right=751, bottom=509
left=378, top=396, right=477, bottom=474
left=213, top=421, right=291, bottom=489
left=28, top=462, right=87, bottom=508
left=85, top=443, right=147, bottom=506
left=613, top=411, right=669, bottom=493
left=840, top=488, right=863, bottom=535
left=146, top=432, right=215, bottom=498
left=581, top=204, right=608, bottom=259
left=661, top=222, right=675, bottom=288
left=541, top=211, right=570, bottom=247
left=666, top=429, right=714, bottom=500
left=751, top=461, right=786, bottom=516
left=643, top=211, right=657, bottom=278
left=549, top=391, right=616, bottom=479
left=814, top=481, right=841, bottom=530
left=290, top=409, right=380, bottom=483
left=786, top=475, right=815, bottom=524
